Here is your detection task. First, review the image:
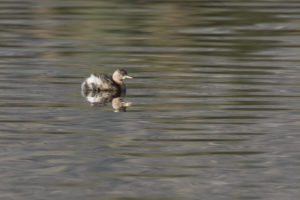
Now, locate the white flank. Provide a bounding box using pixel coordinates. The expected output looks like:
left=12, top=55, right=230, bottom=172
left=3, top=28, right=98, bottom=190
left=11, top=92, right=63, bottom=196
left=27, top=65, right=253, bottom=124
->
left=82, top=74, right=111, bottom=90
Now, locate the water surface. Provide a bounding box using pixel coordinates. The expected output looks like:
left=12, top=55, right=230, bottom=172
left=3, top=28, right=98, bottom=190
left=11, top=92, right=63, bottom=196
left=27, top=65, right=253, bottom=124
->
left=1, top=0, right=300, bottom=199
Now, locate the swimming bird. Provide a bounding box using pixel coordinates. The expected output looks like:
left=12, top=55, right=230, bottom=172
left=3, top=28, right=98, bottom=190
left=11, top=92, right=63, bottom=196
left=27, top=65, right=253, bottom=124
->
left=81, top=69, right=132, bottom=94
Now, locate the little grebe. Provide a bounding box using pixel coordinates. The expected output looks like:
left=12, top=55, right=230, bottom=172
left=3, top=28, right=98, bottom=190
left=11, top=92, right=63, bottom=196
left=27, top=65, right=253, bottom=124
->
left=81, top=69, right=132, bottom=93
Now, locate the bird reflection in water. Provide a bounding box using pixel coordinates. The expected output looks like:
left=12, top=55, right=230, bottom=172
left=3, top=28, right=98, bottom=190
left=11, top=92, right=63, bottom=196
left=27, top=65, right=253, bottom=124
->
left=82, top=90, right=132, bottom=112
left=81, top=69, right=133, bottom=112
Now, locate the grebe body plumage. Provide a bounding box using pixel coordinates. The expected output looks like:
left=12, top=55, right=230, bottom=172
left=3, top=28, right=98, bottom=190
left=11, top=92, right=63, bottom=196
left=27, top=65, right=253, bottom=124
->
left=81, top=69, right=132, bottom=93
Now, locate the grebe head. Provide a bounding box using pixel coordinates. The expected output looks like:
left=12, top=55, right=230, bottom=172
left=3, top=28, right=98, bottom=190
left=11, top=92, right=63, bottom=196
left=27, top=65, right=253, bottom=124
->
left=112, top=69, right=133, bottom=84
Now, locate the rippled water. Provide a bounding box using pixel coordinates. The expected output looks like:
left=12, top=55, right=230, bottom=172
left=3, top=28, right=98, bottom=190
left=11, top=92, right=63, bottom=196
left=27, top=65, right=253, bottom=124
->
left=1, top=0, right=300, bottom=199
